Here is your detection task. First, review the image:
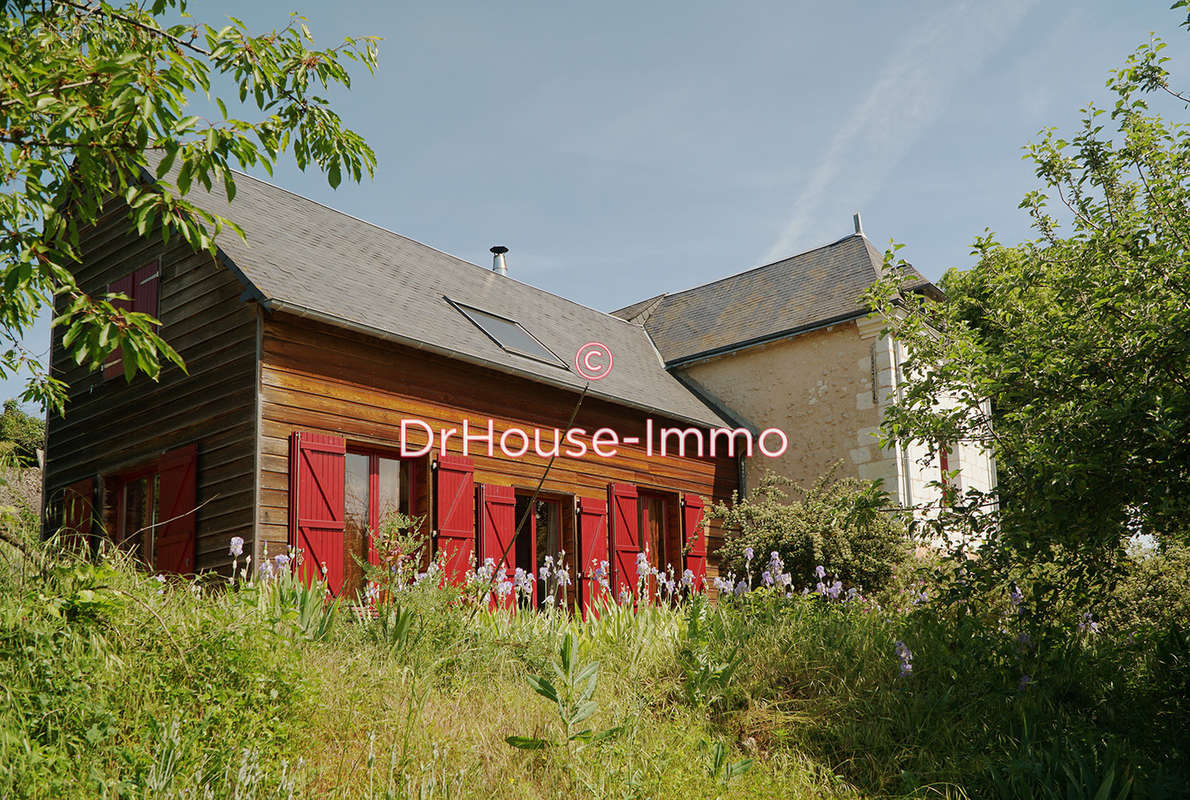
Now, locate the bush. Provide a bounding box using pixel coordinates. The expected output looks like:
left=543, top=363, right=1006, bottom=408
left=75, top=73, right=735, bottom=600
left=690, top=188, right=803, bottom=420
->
left=1103, top=542, right=1190, bottom=637
left=709, top=469, right=909, bottom=592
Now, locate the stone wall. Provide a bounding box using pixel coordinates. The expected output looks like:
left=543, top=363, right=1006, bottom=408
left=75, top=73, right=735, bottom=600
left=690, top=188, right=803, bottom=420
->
left=674, top=316, right=998, bottom=510
left=676, top=319, right=893, bottom=492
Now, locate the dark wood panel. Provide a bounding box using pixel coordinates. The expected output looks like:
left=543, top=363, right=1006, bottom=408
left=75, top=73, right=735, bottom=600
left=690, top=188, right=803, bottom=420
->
left=43, top=196, right=258, bottom=575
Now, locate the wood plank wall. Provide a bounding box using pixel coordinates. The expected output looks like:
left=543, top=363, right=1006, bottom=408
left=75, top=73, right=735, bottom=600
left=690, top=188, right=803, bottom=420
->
left=43, top=200, right=258, bottom=571
left=258, top=313, right=738, bottom=577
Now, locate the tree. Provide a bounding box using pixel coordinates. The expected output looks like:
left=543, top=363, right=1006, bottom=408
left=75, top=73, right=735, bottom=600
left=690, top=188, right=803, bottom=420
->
left=0, top=398, right=43, bottom=462
left=865, top=31, right=1190, bottom=593
left=1, top=0, right=377, bottom=410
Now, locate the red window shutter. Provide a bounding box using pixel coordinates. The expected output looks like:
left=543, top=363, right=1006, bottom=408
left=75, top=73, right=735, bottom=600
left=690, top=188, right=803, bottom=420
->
left=289, top=432, right=347, bottom=594
left=433, top=454, right=475, bottom=584
left=478, top=483, right=518, bottom=607
left=607, top=482, right=639, bottom=602
left=134, top=261, right=160, bottom=319
left=682, top=493, right=706, bottom=592
left=578, top=496, right=608, bottom=615
left=155, top=444, right=198, bottom=574
left=61, top=478, right=95, bottom=552
left=103, top=274, right=135, bottom=379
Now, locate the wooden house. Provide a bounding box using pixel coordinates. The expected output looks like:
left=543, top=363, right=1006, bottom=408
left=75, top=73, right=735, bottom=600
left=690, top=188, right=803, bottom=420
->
left=43, top=167, right=739, bottom=610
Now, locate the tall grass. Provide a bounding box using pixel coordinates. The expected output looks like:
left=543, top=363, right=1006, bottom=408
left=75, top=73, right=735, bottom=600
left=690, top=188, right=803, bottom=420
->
left=0, top=529, right=1185, bottom=798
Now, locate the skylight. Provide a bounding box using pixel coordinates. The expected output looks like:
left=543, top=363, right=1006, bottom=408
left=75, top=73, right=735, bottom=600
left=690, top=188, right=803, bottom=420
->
left=448, top=299, right=568, bottom=368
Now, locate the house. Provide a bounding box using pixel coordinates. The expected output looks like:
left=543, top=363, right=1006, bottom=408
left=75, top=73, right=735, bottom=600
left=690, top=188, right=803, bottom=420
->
left=612, top=217, right=998, bottom=510
left=43, top=167, right=994, bottom=608
left=43, top=166, right=737, bottom=610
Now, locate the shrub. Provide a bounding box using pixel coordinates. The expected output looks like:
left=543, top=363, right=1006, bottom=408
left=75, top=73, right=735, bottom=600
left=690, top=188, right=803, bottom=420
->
left=1103, top=542, right=1190, bottom=637
left=709, top=468, right=909, bottom=592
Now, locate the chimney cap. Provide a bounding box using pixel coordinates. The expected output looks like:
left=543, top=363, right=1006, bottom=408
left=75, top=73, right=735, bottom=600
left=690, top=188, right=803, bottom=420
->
left=490, top=245, right=509, bottom=255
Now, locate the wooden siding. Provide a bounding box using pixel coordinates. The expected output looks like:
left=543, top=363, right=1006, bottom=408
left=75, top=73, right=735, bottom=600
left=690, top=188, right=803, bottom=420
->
left=43, top=200, right=258, bottom=572
left=258, top=313, right=738, bottom=577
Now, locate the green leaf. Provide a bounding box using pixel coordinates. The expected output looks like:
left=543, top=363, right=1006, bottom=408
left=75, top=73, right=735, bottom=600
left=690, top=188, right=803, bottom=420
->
left=504, top=736, right=551, bottom=750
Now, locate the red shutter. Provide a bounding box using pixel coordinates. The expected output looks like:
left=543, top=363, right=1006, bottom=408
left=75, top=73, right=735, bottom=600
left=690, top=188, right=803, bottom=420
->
left=134, top=261, right=160, bottom=320
left=61, top=478, right=95, bottom=551
left=478, top=483, right=517, bottom=608
left=682, top=493, right=706, bottom=592
left=608, top=483, right=639, bottom=602
left=103, top=274, right=135, bottom=379
left=433, top=454, right=475, bottom=583
left=155, top=444, right=198, bottom=574
left=578, top=496, right=608, bottom=616
left=289, top=432, right=347, bottom=594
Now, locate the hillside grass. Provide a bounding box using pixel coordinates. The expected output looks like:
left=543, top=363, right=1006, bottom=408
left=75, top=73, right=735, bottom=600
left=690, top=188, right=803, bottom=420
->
left=0, top=529, right=1186, bottom=799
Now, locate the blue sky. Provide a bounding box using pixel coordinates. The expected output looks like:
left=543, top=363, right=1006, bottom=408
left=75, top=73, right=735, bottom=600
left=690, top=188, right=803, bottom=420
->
left=5, top=0, right=1188, bottom=408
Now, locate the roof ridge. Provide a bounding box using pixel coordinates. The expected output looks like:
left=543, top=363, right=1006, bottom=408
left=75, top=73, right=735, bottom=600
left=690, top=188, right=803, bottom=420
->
left=217, top=165, right=643, bottom=328
left=657, top=234, right=867, bottom=302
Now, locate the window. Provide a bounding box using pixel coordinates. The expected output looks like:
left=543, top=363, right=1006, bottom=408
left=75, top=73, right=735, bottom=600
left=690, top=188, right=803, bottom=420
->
left=100, top=443, right=197, bottom=574
left=514, top=494, right=577, bottom=609
left=105, top=468, right=158, bottom=562
left=448, top=299, right=567, bottom=368
left=638, top=490, right=681, bottom=598
left=938, top=442, right=958, bottom=505
left=343, top=450, right=416, bottom=599
left=104, top=259, right=161, bottom=379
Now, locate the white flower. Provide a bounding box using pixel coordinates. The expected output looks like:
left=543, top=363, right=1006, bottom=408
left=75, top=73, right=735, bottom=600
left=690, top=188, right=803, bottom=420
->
left=228, top=536, right=244, bottom=557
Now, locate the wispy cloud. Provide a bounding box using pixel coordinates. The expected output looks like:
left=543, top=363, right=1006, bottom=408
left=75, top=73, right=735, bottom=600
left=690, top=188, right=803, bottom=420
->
left=763, top=0, right=1040, bottom=262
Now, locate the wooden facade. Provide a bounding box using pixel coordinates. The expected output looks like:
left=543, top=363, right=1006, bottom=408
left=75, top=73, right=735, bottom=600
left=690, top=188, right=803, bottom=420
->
left=44, top=203, right=739, bottom=599
left=43, top=199, right=258, bottom=573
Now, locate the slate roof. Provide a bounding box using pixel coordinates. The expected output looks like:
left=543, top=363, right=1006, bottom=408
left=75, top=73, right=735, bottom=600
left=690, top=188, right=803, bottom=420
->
left=612, top=234, right=935, bottom=365
left=168, top=167, right=728, bottom=428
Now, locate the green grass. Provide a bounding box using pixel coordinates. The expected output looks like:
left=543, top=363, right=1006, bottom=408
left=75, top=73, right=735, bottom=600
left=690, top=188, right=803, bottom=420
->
left=0, top=533, right=1185, bottom=799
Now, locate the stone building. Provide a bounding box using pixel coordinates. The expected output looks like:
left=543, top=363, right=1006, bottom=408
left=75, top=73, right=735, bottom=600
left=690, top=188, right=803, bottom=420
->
left=613, top=223, right=998, bottom=509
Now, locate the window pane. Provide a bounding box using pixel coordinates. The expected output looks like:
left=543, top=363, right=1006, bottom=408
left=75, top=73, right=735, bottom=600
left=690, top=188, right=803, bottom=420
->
left=454, top=303, right=565, bottom=366
left=378, top=457, right=402, bottom=522
left=121, top=477, right=150, bottom=561
left=343, top=453, right=370, bottom=599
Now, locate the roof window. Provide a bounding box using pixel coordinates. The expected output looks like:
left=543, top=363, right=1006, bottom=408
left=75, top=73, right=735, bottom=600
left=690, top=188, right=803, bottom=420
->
left=448, top=299, right=567, bottom=369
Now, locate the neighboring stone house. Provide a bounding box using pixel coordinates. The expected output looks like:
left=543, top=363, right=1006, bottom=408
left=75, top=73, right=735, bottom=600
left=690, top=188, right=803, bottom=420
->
left=613, top=221, right=998, bottom=510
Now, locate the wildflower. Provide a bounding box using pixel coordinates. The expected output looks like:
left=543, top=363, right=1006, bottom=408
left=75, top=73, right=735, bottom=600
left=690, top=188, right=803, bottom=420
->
left=734, top=579, right=748, bottom=596
left=816, top=581, right=827, bottom=595
left=681, top=568, right=695, bottom=588
left=1077, top=611, right=1100, bottom=635
left=743, top=546, right=754, bottom=562
left=827, top=580, right=842, bottom=600
left=1009, top=585, right=1024, bottom=608
left=778, top=572, right=792, bottom=588
left=895, top=641, right=913, bottom=678
left=1018, top=674, right=1033, bottom=691
left=228, top=536, right=244, bottom=557
left=618, top=586, right=633, bottom=605
left=154, top=573, right=166, bottom=583
left=274, top=553, right=291, bottom=570
left=636, top=551, right=649, bottom=571
left=713, top=576, right=732, bottom=594
left=761, top=570, right=773, bottom=587
left=845, top=587, right=859, bottom=602
left=913, top=588, right=928, bottom=605
left=815, top=565, right=826, bottom=579
left=365, top=582, right=381, bottom=602
left=495, top=579, right=513, bottom=598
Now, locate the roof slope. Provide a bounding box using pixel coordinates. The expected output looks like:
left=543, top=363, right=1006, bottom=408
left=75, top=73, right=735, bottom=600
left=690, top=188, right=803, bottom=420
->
left=613, top=234, right=932, bottom=364
left=172, top=168, right=727, bottom=427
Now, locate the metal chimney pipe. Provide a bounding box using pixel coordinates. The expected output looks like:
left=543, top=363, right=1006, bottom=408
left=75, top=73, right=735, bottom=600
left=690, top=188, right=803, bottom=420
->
left=853, top=212, right=863, bottom=236
left=490, top=245, right=508, bottom=276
